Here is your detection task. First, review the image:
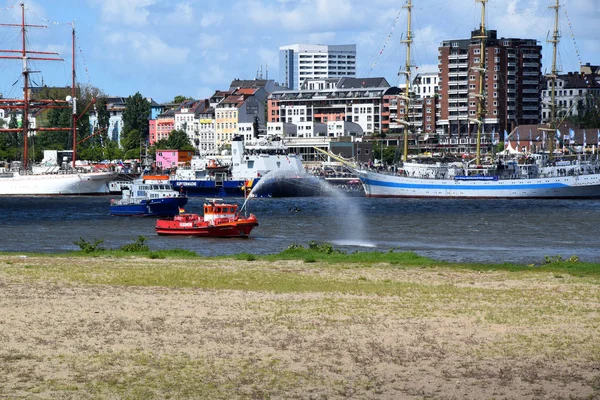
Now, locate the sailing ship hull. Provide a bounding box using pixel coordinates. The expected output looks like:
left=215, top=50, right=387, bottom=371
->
left=360, top=171, right=600, bottom=199
left=0, top=171, right=117, bottom=195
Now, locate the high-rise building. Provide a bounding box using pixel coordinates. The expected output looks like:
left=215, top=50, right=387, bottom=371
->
left=279, top=44, right=356, bottom=90
left=438, top=29, right=542, bottom=139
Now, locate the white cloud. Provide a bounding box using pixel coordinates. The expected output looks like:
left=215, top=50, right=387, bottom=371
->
left=105, top=32, right=189, bottom=66
left=95, top=0, right=156, bottom=26
left=163, top=2, right=195, bottom=25
left=200, top=12, right=223, bottom=28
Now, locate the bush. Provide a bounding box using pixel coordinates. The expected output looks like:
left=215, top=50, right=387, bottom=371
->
left=119, top=236, right=149, bottom=252
left=73, top=237, right=105, bottom=253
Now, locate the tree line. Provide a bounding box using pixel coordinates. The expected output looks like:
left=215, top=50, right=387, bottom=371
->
left=0, top=88, right=194, bottom=163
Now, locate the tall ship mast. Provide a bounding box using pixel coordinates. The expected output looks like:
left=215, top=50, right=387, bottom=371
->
left=339, top=0, right=600, bottom=199
left=0, top=3, right=63, bottom=169
left=473, top=0, right=487, bottom=165
left=546, top=0, right=561, bottom=159
left=0, top=3, right=116, bottom=195
left=399, top=0, right=412, bottom=162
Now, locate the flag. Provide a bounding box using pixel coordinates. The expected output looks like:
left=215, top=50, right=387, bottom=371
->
left=529, top=130, right=532, bottom=149
left=597, top=130, right=600, bottom=145
left=583, top=130, right=586, bottom=148
left=556, top=129, right=561, bottom=139
left=569, top=128, right=575, bottom=140
left=178, top=207, right=185, bottom=213
left=492, top=128, right=498, bottom=145
left=542, top=132, right=546, bottom=149
left=516, top=131, right=520, bottom=149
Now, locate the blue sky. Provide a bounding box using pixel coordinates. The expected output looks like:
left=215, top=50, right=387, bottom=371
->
left=0, top=0, right=598, bottom=104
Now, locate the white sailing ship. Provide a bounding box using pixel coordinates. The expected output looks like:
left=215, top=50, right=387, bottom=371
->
left=356, top=0, right=600, bottom=198
left=0, top=4, right=116, bottom=196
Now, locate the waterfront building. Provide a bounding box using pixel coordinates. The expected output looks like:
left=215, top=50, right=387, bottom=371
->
left=279, top=44, right=356, bottom=90
left=215, top=87, right=268, bottom=145
left=413, top=72, right=439, bottom=99
left=268, top=77, right=389, bottom=136
left=541, top=64, right=600, bottom=124
left=155, top=149, right=193, bottom=171
left=438, top=29, right=542, bottom=147
left=149, top=109, right=174, bottom=145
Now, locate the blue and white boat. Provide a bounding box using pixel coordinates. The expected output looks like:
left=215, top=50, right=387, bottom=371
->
left=109, top=180, right=188, bottom=217
left=171, top=136, right=322, bottom=197
left=358, top=155, right=600, bottom=198
left=355, top=0, right=600, bottom=199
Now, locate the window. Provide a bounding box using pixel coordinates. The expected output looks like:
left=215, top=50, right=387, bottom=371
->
left=495, top=48, right=500, bottom=54
left=470, top=75, right=476, bottom=81
left=474, top=49, right=480, bottom=55
left=493, top=92, right=498, bottom=98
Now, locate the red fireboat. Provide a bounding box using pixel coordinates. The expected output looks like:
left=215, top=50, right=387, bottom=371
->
left=155, top=198, right=258, bottom=238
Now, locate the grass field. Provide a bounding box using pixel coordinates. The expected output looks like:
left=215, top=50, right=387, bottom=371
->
left=1, top=246, right=599, bottom=399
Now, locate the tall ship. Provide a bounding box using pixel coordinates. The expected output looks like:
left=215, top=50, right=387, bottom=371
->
left=354, top=0, right=600, bottom=199
left=0, top=4, right=116, bottom=195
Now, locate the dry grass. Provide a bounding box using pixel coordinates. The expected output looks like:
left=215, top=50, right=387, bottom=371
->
left=0, top=255, right=599, bottom=399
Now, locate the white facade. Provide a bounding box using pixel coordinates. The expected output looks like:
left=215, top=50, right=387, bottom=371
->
left=198, top=118, right=216, bottom=154
left=541, top=75, right=600, bottom=124
left=414, top=72, right=439, bottom=99
left=279, top=44, right=356, bottom=90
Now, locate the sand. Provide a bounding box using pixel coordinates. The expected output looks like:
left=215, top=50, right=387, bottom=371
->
left=0, top=255, right=598, bottom=399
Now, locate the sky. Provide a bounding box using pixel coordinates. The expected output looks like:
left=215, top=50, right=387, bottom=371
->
left=0, top=0, right=598, bottom=104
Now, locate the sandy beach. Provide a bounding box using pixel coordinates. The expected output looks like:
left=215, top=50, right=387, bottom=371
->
left=1, top=255, right=598, bottom=399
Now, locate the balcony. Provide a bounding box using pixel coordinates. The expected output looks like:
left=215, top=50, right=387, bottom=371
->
left=523, top=106, right=539, bottom=111
left=523, top=89, right=539, bottom=94
left=523, top=62, right=539, bottom=68
left=523, top=71, right=539, bottom=76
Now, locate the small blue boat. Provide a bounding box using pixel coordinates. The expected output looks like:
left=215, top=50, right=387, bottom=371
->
left=109, top=180, right=188, bottom=217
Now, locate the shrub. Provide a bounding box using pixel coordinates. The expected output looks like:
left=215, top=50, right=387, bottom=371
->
left=73, top=237, right=105, bottom=253
left=119, top=236, right=149, bottom=252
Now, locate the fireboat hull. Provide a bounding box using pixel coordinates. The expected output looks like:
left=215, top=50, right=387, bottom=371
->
left=155, top=214, right=259, bottom=238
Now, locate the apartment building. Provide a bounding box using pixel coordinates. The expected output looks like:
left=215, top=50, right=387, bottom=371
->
left=438, top=29, right=542, bottom=146
left=541, top=64, right=600, bottom=124
left=149, top=109, right=174, bottom=145
left=215, top=87, right=268, bottom=145
left=279, top=44, right=356, bottom=90
left=268, top=77, right=389, bottom=137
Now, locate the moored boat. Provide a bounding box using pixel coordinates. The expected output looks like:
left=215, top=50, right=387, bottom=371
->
left=0, top=7, right=116, bottom=196
left=110, top=179, right=188, bottom=217
left=352, top=0, right=600, bottom=199
left=155, top=198, right=258, bottom=237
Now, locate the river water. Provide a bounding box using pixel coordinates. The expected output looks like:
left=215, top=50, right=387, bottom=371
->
left=1, top=194, right=599, bottom=264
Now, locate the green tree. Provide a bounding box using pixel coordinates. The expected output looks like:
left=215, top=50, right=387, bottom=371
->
left=121, top=92, right=150, bottom=152
left=166, top=129, right=194, bottom=150
left=173, top=95, right=193, bottom=103
left=567, top=93, right=600, bottom=128
left=120, top=128, right=144, bottom=155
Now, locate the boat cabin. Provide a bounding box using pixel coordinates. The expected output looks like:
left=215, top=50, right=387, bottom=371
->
left=203, top=199, right=238, bottom=223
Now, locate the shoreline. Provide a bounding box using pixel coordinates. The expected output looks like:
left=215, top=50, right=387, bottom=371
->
left=1, top=255, right=599, bottom=399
